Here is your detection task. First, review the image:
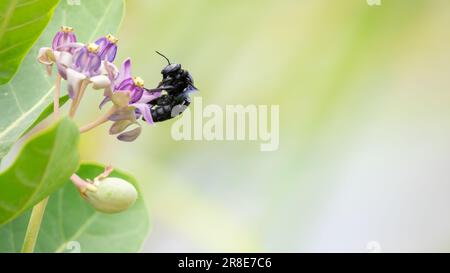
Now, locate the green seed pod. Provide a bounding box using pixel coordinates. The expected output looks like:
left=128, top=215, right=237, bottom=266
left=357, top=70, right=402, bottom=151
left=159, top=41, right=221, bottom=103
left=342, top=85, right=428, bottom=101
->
left=85, top=177, right=138, bottom=214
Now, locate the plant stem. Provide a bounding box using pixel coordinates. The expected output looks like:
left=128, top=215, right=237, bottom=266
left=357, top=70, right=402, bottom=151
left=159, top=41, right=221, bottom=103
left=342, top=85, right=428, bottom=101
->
left=70, top=174, right=98, bottom=196
left=79, top=105, right=118, bottom=134
left=21, top=197, right=49, bottom=253
left=53, top=75, right=62, bottom=119
left=21, top=75, right=63, bottom=253
left=69, top=80, right=88, bottom=118
left=70, top=173, right=88, bottom=189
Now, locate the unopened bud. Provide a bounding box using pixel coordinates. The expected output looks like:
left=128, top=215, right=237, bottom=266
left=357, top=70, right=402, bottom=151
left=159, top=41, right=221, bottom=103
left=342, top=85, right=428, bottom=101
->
left=85, top=177, right=138, bottom=214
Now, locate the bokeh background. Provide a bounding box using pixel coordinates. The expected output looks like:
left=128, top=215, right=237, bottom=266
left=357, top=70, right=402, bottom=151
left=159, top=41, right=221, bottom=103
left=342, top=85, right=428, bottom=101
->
left=75, top=0, right=450, bottom=252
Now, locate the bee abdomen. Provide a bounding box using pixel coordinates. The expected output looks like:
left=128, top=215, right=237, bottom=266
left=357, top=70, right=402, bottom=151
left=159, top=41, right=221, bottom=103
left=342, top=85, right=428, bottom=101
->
left=151, top=105, right=173, bottom=122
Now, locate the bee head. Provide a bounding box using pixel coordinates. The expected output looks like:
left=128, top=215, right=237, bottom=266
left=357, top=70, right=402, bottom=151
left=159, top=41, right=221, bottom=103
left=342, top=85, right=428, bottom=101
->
left=161, top=63, right=181, bottom=76
left=156, top=51, right=181, bottom=76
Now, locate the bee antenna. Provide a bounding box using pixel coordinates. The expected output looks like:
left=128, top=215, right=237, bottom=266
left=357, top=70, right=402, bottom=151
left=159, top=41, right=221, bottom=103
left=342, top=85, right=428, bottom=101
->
left=155, top=51, right=171, bottom=65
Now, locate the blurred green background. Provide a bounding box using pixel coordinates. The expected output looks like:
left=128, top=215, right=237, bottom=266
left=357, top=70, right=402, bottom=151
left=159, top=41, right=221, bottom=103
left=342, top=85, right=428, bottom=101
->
left=75, top=0, right=450, bottom=252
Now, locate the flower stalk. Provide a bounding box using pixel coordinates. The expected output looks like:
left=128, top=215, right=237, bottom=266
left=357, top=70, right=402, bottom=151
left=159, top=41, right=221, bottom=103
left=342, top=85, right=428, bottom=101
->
left=79, top=105, right=118, bottom=134
left=21, top=198, right=49, bottom=253
left=21, top=58, right=65, bottom=253
left=69, top=80, right=88, bottom=118
left=70, top=174, right=98, bottom=196
left=53, top=75, right=62, bottom=118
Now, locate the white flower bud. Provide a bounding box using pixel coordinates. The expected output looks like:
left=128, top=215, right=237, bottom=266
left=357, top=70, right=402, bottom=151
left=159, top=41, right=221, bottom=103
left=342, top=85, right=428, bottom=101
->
left=85, top=177, right=138, bottom=214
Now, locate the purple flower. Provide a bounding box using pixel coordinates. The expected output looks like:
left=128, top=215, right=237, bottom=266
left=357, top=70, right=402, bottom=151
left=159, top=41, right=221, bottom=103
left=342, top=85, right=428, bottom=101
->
left=101, top=59, right=162, bottom=141
left=72, top=43, right=102, bottom=77
left=102, top=58, right=160, bottom=108
left=113, top=59, right=146, bottom=103
left=38, top=26, right=81, bottom=77
left=95, top=34, right=118, bottom=62
left=52, top=26, right=77, bottom=53
left=56, top=43, right=110, bottom=101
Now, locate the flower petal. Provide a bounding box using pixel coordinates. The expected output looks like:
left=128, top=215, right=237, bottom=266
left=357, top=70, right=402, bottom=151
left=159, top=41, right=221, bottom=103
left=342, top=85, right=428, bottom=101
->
left=139, top=90, right=162, bottom=103
left=95, top=37, right=118, bottom=62
left=109, top=120, right=133, bottom=135
left=56, top=64, right=67, bottom=80
left=102, top=61, right=119, bottom=80
left=99, top=96, right=111, bottom=109
left=54, top=51, right=73, bottom=68
left=95, top=37, right=108, bottom=48
left=53, top=31, right=78, bottom=52
left=99, top=85, right=114, bottom=109
left=37, top=47, right=55, bottom=65
left=132, top=102, right=154, bottom=125
left=114, top=77, right=134, bottom=91
left=52, top=51, right=73, bottom=79
left=90, top=75, right=111, bottom=89
left=117, top=125, right=142, bottom=142
left=105, top=44, right=117, bottom=62
left=52, top=32, right=64, bottom=50
left=111, top=91, right=131, bottom=108
left=116, top=58, right=132, bottom=85
left=73, top=46, right=102, bottom=77
left=45, top=65, right=53, bottom=76
left=109, top=107, right=136, bottom=122
left=66, top=68, right=87, bottom=99
left=55, top=42, right=85, bottom=52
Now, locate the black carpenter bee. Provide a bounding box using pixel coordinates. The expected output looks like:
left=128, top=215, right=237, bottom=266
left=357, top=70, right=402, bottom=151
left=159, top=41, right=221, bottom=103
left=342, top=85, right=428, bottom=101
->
left=145, top=51, right=198, bottom=123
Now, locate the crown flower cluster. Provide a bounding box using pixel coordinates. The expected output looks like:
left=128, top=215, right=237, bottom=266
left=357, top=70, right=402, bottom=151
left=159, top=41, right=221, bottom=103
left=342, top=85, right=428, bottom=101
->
left=36, top=26, right=198, bottom=214
left=38, top=26, right=164, bottom=141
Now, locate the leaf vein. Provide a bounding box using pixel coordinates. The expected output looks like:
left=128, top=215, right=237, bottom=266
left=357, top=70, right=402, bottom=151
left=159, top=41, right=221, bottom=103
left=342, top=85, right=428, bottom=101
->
left=16, top=0, right=40, bottom=8
left=0, top=86, right=54, bottom=142
left=9, top=223, right=15, bottom=252
left=9, top=83, right=24, bottom=114
left=55, top=213, right=99, bottom=253
left=87, top=0, right=115, bottom=42
left=5, top=12, right=49, bottom=32
left=0, top=38, right=34, bottom=55
left=0, top=0, right=19, bottom=43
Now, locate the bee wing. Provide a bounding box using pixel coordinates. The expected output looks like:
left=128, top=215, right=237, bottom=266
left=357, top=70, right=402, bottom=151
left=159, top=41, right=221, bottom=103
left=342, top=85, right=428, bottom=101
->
left=184, top=85, right=199, bottom=94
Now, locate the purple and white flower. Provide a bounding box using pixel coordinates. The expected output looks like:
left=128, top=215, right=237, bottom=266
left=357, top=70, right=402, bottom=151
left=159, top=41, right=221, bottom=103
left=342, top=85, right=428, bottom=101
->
left=37, top=27, right=167, bottom=142
left=102, top=59, right=162, bottom=141
left=65, top=43, right=110, bottom=100
left=95, top=34, right=119, bottom=62
left=38, top=26, right=81, bottom=77
left=38, top=27, right=115, bottom=107
left=52, top=26, right=77, bottom=53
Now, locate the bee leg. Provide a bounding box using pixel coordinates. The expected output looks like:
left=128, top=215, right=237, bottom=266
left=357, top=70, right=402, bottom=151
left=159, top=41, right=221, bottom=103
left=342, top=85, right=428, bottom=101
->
left=145, top=86, right=175, bottom=93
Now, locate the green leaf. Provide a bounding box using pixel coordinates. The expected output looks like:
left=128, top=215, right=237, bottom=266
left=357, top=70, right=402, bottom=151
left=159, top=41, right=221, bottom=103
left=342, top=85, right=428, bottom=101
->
left=0, top=117, right=79, bottom=226
left=0, top=0, right=60, bottom=85
left=0, top=209, right=30, bottom=252
left=0, top=163, right=150, bottom=253
left=21, top=94, right=69, bottom=137
left=0, top=0, right=125, bottom=160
